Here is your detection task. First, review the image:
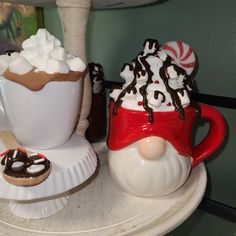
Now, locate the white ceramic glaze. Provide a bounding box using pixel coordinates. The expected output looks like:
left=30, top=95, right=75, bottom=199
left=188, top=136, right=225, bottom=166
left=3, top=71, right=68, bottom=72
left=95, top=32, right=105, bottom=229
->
left=0, top=142, right=207, bottom=235
left=57, top=0, right=92, bottom=137
left=9, top=193, right=70, bottom=219
left=0, top=133, right=97, bottom=219
left=0, top=133, right=97, bottom=201
left=0, top=76, right=82, bottom=149
left=108, top=139, right=192, bottom=197
left=0, top=96, right=9, bottom=132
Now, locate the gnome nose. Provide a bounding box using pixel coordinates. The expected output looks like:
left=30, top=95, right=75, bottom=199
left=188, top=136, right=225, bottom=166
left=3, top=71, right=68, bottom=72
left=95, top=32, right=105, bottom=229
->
left=137, top=136, right=166, bottom=161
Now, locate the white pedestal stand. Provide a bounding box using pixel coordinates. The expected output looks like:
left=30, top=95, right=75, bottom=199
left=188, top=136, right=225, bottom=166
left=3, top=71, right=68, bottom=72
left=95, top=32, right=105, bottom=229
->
left=0, top=133, right=97, bottom=219
left=57, top=0, right=92, bottom=136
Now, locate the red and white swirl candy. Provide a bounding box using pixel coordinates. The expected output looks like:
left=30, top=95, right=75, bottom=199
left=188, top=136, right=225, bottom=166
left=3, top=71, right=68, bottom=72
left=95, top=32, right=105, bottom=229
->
left=161, top=41, right=196, bottom=75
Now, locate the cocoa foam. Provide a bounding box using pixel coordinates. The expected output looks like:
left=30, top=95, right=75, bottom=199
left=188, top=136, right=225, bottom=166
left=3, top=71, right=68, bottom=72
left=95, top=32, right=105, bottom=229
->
left=3, top=68, right=86, bottom=91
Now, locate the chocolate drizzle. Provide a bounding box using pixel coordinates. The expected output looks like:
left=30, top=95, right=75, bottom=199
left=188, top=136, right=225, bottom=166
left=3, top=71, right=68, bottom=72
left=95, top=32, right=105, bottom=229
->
left=3, top=68, right=86, bottom=91
left=1, top=149, right=27, bottom=172
left=1, top=149, right=51, bottom=179
left=113, top=39, right=160, bottom=122
left=154, top=91, right=166, bottom=102
left=138, top=48, right=156, bottom=122
left=112, top=39, right=198, bottom=122
left=159, top=61, right=186, bottom=119
left=190, top=100, right=201, bottom=120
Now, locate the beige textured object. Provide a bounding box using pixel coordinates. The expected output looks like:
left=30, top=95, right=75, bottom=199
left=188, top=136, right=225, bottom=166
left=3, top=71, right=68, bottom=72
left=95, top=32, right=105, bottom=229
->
left=2, top=166, right=52, bottom=187
left=0, top=133, right=97, bottom=219
left=57, top=0, right=92, bottom=136
left=0, top=131, right=52, bottom=187
left=0, top=131, right=31, bottom=156
left=0, top=141, right=207, bottom=235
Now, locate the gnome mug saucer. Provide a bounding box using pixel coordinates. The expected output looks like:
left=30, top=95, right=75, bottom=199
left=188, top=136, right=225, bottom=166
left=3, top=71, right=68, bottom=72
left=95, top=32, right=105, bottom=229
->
left=107, top=39, right=225, bottom=197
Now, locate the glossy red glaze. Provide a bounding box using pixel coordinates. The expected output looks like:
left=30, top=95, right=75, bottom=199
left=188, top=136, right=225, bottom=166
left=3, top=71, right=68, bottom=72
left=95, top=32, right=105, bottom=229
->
left=107, top=100, right=225, bottom=167
left=191, top=103, right=226, bottom=167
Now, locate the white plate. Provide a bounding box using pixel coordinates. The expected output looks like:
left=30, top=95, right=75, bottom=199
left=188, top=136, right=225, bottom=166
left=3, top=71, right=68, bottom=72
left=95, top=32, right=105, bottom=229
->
left=0, top=142, right=207, bottom=236
left=0, top=133, right=97, bottom=201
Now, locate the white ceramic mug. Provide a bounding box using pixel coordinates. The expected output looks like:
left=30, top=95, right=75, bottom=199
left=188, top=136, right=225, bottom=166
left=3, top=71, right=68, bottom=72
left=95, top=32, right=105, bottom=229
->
left=107, top=100, right=226, bottom=197
left=0, top=76, right=83, bottom=149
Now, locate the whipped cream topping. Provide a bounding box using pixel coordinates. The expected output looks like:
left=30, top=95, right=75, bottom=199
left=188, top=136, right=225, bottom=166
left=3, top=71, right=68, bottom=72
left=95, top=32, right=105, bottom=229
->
left=0, top=29, right=86, bottom=75
left=110, top=39, right=195, bottom=122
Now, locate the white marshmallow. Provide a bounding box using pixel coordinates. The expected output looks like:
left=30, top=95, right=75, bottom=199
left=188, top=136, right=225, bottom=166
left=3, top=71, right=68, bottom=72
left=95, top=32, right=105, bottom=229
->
left=0, top=55, right=10, bottom=62
left=51, top=47, right=67, bottom=61
left=147, top=84, right=164, bottom=108
left=168, top=79, right=178, bottom=89
left=148, top=95, right=163, bottom=108
left=120, top=64, right=134, bottom=84
left=32, top=54, right=50, bottom=70
left=67, top=57, right=86, bottom=72
left=20, top=49, right=39, bottom=62
left=147, top=83, right=161, bottom=92
left=10, top=52, right=19, bottom=59
left=9, top=56, right=33, bottom=74
left=45, top=59, right=69, bottom=74
left=0, top=55, right=10, bottom=75
left=167, top=66, right=178, bottom=79
left=179, top=90, right=190, bottom=107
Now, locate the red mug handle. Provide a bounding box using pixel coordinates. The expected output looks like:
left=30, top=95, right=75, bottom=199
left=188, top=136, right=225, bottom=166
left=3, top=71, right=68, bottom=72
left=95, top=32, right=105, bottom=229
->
left=192, top=103, right=226, bottom=167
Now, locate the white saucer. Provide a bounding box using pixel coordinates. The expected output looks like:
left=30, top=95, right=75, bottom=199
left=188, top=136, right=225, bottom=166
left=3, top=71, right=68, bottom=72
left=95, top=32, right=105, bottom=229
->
left=0, top=133, right=98, bottom=219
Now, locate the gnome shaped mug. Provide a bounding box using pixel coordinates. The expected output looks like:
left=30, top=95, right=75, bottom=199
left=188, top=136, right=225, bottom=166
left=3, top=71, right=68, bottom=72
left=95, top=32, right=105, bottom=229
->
left=107, top=39, right=226, bottom=197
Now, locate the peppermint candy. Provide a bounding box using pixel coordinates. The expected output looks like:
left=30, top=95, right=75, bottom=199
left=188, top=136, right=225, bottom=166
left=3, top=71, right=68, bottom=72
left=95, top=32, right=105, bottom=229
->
left=161, top=41, right=196, bottom=75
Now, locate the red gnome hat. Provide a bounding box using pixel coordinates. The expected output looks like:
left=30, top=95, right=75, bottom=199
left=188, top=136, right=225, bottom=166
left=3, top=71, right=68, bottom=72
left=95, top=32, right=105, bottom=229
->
left=107, top=100, right=197, bottom=157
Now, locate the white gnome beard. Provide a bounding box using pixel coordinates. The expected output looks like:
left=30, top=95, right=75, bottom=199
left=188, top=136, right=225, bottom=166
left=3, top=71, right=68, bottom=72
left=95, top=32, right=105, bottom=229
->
left=108, top=140, right=191, bottom=197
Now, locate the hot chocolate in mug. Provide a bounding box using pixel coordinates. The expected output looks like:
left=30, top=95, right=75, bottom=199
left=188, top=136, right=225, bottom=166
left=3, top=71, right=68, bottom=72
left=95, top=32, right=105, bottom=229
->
left=0, top=75, right=83, bottom=149
left=107, top=100, right=225, bottom=197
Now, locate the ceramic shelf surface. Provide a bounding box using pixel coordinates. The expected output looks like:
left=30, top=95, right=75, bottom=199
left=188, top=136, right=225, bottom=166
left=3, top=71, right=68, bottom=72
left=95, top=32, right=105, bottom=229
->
left=0, top=142, right=207, bottom=236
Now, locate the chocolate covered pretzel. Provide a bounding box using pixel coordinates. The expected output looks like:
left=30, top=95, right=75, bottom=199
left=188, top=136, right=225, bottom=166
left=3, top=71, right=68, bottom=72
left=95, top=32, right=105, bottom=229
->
left=0, top=131, right=51, bottom=186
left=1, top=149, right=51, bottom=186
